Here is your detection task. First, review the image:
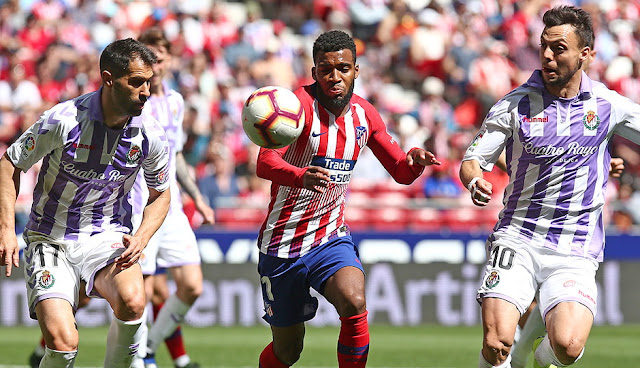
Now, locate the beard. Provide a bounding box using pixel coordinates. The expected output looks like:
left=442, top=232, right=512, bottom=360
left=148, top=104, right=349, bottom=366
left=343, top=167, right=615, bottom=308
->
left=318, top=82, right=355, bottom=111
left=547, top=59, right=582, bottom=87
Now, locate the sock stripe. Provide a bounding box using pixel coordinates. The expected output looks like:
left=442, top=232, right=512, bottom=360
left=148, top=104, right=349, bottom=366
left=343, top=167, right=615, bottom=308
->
left=337, top=343, right=370, bottom=356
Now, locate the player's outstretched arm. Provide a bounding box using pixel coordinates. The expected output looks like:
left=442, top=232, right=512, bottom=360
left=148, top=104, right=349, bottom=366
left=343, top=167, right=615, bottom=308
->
left=460, top=159, right=492, bottom=207
left=0, top=154, right=20, bottom=277
left=175, top=151, right=215, bottom=224
left=406, top=148, right=442, bottom=167
left=119, top=187, right=171, bottom=270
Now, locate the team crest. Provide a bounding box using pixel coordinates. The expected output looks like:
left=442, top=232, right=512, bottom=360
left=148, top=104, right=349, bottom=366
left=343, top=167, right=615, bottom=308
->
left=583, top=110, right=600, bottom=131
left=126, top=145, right=142, bottom=165
left=485, top=270, right=500, bottom=289
left=38, top=270, right=55, bottom=289
left=355, top=126, right=368, bottom=148
left=157, top=168, right=169, bottom=184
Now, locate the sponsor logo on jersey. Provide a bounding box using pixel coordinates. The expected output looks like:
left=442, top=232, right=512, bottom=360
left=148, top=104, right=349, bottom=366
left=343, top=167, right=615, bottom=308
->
left=311, top=156, right=356, bottom=171
left=523, top=116, right=549, bottom=123
left=583, top=110, right=600, bottom=131
left=38, top=270, right=55, bottom=289
left=522, top=141, right=597, bottom=157
left=126, top=145, right=142, bottom=165
left=563, top=280, right=577, bottom=287
left=61, top=161, right=126, bottom=182
left=485, top=270, right=500, bottom=289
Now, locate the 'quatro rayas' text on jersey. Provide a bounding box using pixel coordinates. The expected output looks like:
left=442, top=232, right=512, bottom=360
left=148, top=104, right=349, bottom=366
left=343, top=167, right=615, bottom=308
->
left=464, top=70, right=640, bottom=261
left=6, top=89, right=170, bottom=242
left=257, top=84, right=426, bottom=258
left=130, top=83, right=185, bottom=216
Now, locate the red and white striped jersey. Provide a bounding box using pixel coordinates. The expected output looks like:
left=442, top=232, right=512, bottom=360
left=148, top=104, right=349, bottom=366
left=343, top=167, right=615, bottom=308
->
left=256, top=84, right=425, bottom=258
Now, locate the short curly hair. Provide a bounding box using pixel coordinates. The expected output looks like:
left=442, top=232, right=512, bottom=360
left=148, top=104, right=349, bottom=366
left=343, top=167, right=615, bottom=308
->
left=312, top=30, right=356, bottom=64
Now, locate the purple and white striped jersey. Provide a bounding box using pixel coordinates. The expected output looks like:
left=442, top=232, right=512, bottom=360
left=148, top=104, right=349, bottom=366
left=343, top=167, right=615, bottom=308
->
left=464, top=70, right=640, bottom=261
left=6, top=89, right=170, bottom=242
left=129, top=83, right=184, bottom=216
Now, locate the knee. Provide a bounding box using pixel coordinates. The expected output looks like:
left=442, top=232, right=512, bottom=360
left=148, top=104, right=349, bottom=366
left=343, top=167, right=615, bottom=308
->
left=113, top=290, right=146, bottom=321
left=176, top=281, right=202, bottom=304
left=336, top=292, right=366, bottom=317
left=552, top=336, right=585, bottom=364
left=274, top=340, right=303, bottom=366
left=46, top=326, right=79, bottom=352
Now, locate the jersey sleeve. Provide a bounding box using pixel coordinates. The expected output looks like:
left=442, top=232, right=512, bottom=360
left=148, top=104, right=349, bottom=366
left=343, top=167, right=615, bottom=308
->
left=141, top=121, right=171, bottom=192
left=365, top=106, right=425, bottom=184
left=611, top=92, right=640, bottom=145
left=175, top=92, right=186, bottom=153
left=6, top=107, right=68, bottom=171
left=462, top=98, right=514, bottom=171
left=256, top=146, right=307, bottom=188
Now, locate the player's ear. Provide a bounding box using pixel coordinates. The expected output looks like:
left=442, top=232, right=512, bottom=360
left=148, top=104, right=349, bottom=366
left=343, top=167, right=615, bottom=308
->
left=101, top=70, right=114, bottom=87
left=354, top=64, right=359, bottom=79
left=579, top=46, right=590, bottom=62
left=311, top=66, right=317, bottom=81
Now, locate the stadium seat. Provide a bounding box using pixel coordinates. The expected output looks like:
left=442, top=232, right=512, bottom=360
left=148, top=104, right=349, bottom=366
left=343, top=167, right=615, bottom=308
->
left=410, top=207, right=446, bottom=232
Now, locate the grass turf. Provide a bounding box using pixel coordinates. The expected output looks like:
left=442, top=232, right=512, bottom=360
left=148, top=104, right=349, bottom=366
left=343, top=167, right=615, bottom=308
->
left=0, top=324, right=638, bottom=367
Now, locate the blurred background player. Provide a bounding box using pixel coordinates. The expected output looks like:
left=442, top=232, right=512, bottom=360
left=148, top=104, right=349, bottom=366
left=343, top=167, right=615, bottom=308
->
left=0, top=38, right=170, bottom=368
left=130, top=28, right=215, bottom=368
left=460, top=5, right=640, bottom=368
left=256, top=30, right=440, bottom=368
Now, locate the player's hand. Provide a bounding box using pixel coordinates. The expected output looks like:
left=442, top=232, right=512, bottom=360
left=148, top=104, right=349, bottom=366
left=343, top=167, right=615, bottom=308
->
left=117, top=234, right=145, bottom=270
left=609, top=157, right=624, bottom=178
left=406, top=149, right=441, bottom=167
left=195, top=198, right=215, bottom=224
left=0, top=231, right=20, bottom=277
left=468, top=178, right=492, bottom=207
left=302, top=166, right=331, bottom=193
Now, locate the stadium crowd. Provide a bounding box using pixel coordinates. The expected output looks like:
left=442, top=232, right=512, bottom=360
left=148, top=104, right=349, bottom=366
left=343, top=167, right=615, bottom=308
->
left=1, top=0, right=639, bottom=233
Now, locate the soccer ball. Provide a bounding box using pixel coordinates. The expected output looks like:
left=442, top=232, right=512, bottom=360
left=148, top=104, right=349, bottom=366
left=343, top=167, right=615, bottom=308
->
left=242, top=86, right=305, bottom=149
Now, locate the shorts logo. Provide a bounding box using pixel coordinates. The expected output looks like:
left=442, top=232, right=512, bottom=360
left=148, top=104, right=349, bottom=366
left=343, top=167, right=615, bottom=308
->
left=485, top=270, right=500, bottom=289
left=111, top=242, right=124, bottom=249
left=126, top=145, right=142, bottom=165
left=38, top=270, right=55, bottom=289
left=265, top=303, right=274, bottom=317
left=563, top=280, right=577, bottom=287
left=583, top=110, right=600, bottom=131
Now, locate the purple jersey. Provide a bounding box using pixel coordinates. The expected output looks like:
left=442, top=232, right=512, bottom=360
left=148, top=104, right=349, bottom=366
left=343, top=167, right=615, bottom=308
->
left=464, top=70, right=640, bottom=261
left=6, top=89, right=170, bottom=242
left=129, top=83, right=184, bottom=216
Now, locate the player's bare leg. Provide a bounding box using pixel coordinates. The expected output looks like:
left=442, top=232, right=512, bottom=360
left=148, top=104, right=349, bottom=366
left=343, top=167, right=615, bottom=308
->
left=94, top=262, right=147, bottom=368
left=146, top=264, right=202, bottom=367
left=35, top=299, right=79, bottom=367
left=31, top=282, right=91, bottom=367
left=324, top=266, right=369, bottom=368
left=533, top=302, right=592, bottom=367
left=262, top=323, right=305, bottom=367
left=479, top=297, right=520, bottom=367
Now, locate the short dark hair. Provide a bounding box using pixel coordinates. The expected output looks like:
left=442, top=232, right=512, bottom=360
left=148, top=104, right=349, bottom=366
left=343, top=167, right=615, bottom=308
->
left=99, top=38, right=157, bottom=79
left=312, top=30, right=356, bottom=64
left=138, top=27, right=171, bottom=53
left=542, top=6, right=594, bottom=49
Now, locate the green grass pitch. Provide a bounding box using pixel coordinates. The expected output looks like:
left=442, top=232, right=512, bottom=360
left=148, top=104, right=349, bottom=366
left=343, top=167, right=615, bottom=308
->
left=0, top=325, right=638, bottom=367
